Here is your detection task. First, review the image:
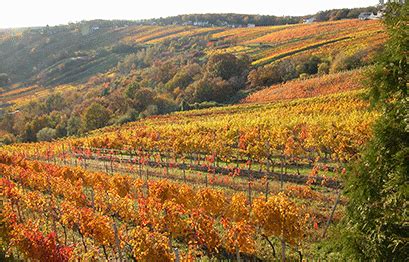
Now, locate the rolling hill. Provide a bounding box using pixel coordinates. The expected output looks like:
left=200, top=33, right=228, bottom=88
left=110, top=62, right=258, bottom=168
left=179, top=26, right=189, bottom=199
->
left=0, top=3, right=407, bottom=261
left=0, top=19, right=384, bottom=91
left=0, top=17, right=385, bottom=145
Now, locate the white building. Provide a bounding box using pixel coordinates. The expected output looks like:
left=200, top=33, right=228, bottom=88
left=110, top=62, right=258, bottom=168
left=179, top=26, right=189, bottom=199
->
left=193, top=21, right=210, bottom=27
left=358, top=12, right=384, bottom=20
left=380, top=0, right=406, bottom=4
left=303, top=18, right=316, bottom=24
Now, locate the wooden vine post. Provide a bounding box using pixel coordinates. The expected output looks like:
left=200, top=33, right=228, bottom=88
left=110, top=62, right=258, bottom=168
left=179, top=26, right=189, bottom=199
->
left=322, top=189, right=342, bottom=238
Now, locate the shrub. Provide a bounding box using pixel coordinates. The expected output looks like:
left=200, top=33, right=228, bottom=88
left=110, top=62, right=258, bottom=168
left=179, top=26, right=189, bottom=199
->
left=0, top=73, right=10, bottom=86
left=36, top=127, right=57, bottom=142
left=330, top=51, right=367, bottom=73
left=82, top=103, right=111, bottom=131
left=324, top=3, right=409, bottom=260
left=318, top=62, right=330, bottom=75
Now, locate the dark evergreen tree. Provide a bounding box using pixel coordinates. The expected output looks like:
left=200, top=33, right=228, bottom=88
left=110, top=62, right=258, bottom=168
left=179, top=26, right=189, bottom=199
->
left=324, top=3, right=408, bottom=260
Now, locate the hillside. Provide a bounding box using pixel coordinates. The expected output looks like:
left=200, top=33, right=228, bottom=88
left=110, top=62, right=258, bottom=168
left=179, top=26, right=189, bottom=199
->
left=50, top=90, right=379, bottom=162
left=242, top=69, right=364, bottom=103
left=209, top=19, right=384, bottom=66
left=1, top=89, right=380, bottom=260
left=0, top=19, right=383, bottom=90
left=4, top=88, right=378, bottom=177
left=1, top=2, right=406, bottom=261
left=0, top=18, right=385, bottom=145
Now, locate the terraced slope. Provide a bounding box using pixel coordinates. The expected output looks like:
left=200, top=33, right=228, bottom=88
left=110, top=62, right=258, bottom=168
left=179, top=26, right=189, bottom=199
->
left=242, top=69, right=364, bottom=103
left=0, top=19, right=384, bottom=92
left=206, top=19, right=385, bottom=66
left=6, top=90, right=378, bottom=164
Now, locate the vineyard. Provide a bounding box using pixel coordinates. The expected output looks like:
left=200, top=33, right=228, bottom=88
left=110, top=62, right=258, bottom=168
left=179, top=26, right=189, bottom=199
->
left=0, top=89, right=378, bottom=260
left=0, top=0, right=406, bottom=260
left=0, top=18, right=385, bottom=124
left=0, top=144, right=341, bottom=261
left=206, top=19, right=385, bottom=66
left=242, top=69, right=364, bottom=104
left=123, top=26, right=222, bottom=45
left=5, top=90, right=378, bottom=162
left=0, top=16, right=387, bottom=262
left=0, top=84, right=80, bottom=108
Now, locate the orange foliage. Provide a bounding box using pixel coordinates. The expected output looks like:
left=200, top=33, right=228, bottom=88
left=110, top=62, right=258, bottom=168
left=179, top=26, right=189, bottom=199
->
left=243, top=69, right=364, bottom=104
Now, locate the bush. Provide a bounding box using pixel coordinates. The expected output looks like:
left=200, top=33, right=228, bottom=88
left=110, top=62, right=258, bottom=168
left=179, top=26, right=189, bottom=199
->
left=324, top=3, right=409, bottom=260
left=36, top=127, right=57, bottom=142
left=330, top=51, right=366, bottom=73
left=318, top=62, right=330, bottom=75
left=139, top=105, right=159, bottom=118
left=0, top=132, right=16, bottom=145
left=67, top=115, right=82, bottom=136
left=0, top=73, right=10, bottom=86
left=299, top=73, right=309, bottom=80
left=248, top=60, right=298, bottom=88
left=82, top=102, right=111, bottom=131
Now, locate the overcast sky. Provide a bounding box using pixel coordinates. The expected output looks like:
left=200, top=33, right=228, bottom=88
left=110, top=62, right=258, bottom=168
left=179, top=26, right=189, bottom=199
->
left=1, top=0, right=379, bottom=28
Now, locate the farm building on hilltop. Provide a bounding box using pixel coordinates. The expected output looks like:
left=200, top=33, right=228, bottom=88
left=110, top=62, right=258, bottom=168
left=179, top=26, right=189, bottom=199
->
left=358, top=11, right=384, bottom=20
left=303, top=17, right=316, bottom=24
left=359, top=12, right=375, bottom=20
left=379, top=0, right=406, bottom=4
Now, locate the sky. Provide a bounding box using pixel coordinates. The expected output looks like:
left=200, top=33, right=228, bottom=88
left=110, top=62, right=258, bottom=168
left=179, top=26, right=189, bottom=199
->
left=1, top=0, right=379, bottom=28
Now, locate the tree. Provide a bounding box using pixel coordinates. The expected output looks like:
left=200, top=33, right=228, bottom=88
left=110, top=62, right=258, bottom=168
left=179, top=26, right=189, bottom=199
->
left=44, top=93, right=66, bottom=113
left=125, top=82, right=140, bottom=99
left=0, top=112, right=15, bottom=133
left=185, top=76, right=233, bottom=103
left=131, top=88, right=155, bottom=112
left=0, top=131, right=16, bottom=145
left=140, top=104, right=158, bottom=118
left=295, top=56, right=321, bottom=75
left=329, top=51, right=367, bottom=73
left=317, top=62, right=330, bottom=75
left=165, top=63, right=202, bottom=91
left=326, top=3, right=408, bottom=260
left=248, top=60, right=297, bottom=88
left=67, top=115, right=82, bottom=136
left=36, top=127, right=57, bottom=142
left=82, top=102, right=111, bottom=131
left=0, top=73, right=10, bottom=86
left=206, top=53, right=250, bottom=81
left=116, top=108, right=138, bottom=125
left=179, top=99, right=190, bottom=111
left=154, top=94, right=178, bottom=114
left=21, top=116, right=52, bottom=142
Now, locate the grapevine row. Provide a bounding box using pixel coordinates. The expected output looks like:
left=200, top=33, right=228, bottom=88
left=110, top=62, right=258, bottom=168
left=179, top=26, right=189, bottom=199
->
left=4, top=91, right=378, bottom=163
left=0, top=153, right=311, bottom=261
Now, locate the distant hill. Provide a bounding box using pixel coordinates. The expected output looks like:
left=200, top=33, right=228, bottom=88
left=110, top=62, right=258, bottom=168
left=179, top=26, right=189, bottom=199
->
left=0, top=21, right=142, bottom=88
left=140, top=7, right=379, bottom=27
